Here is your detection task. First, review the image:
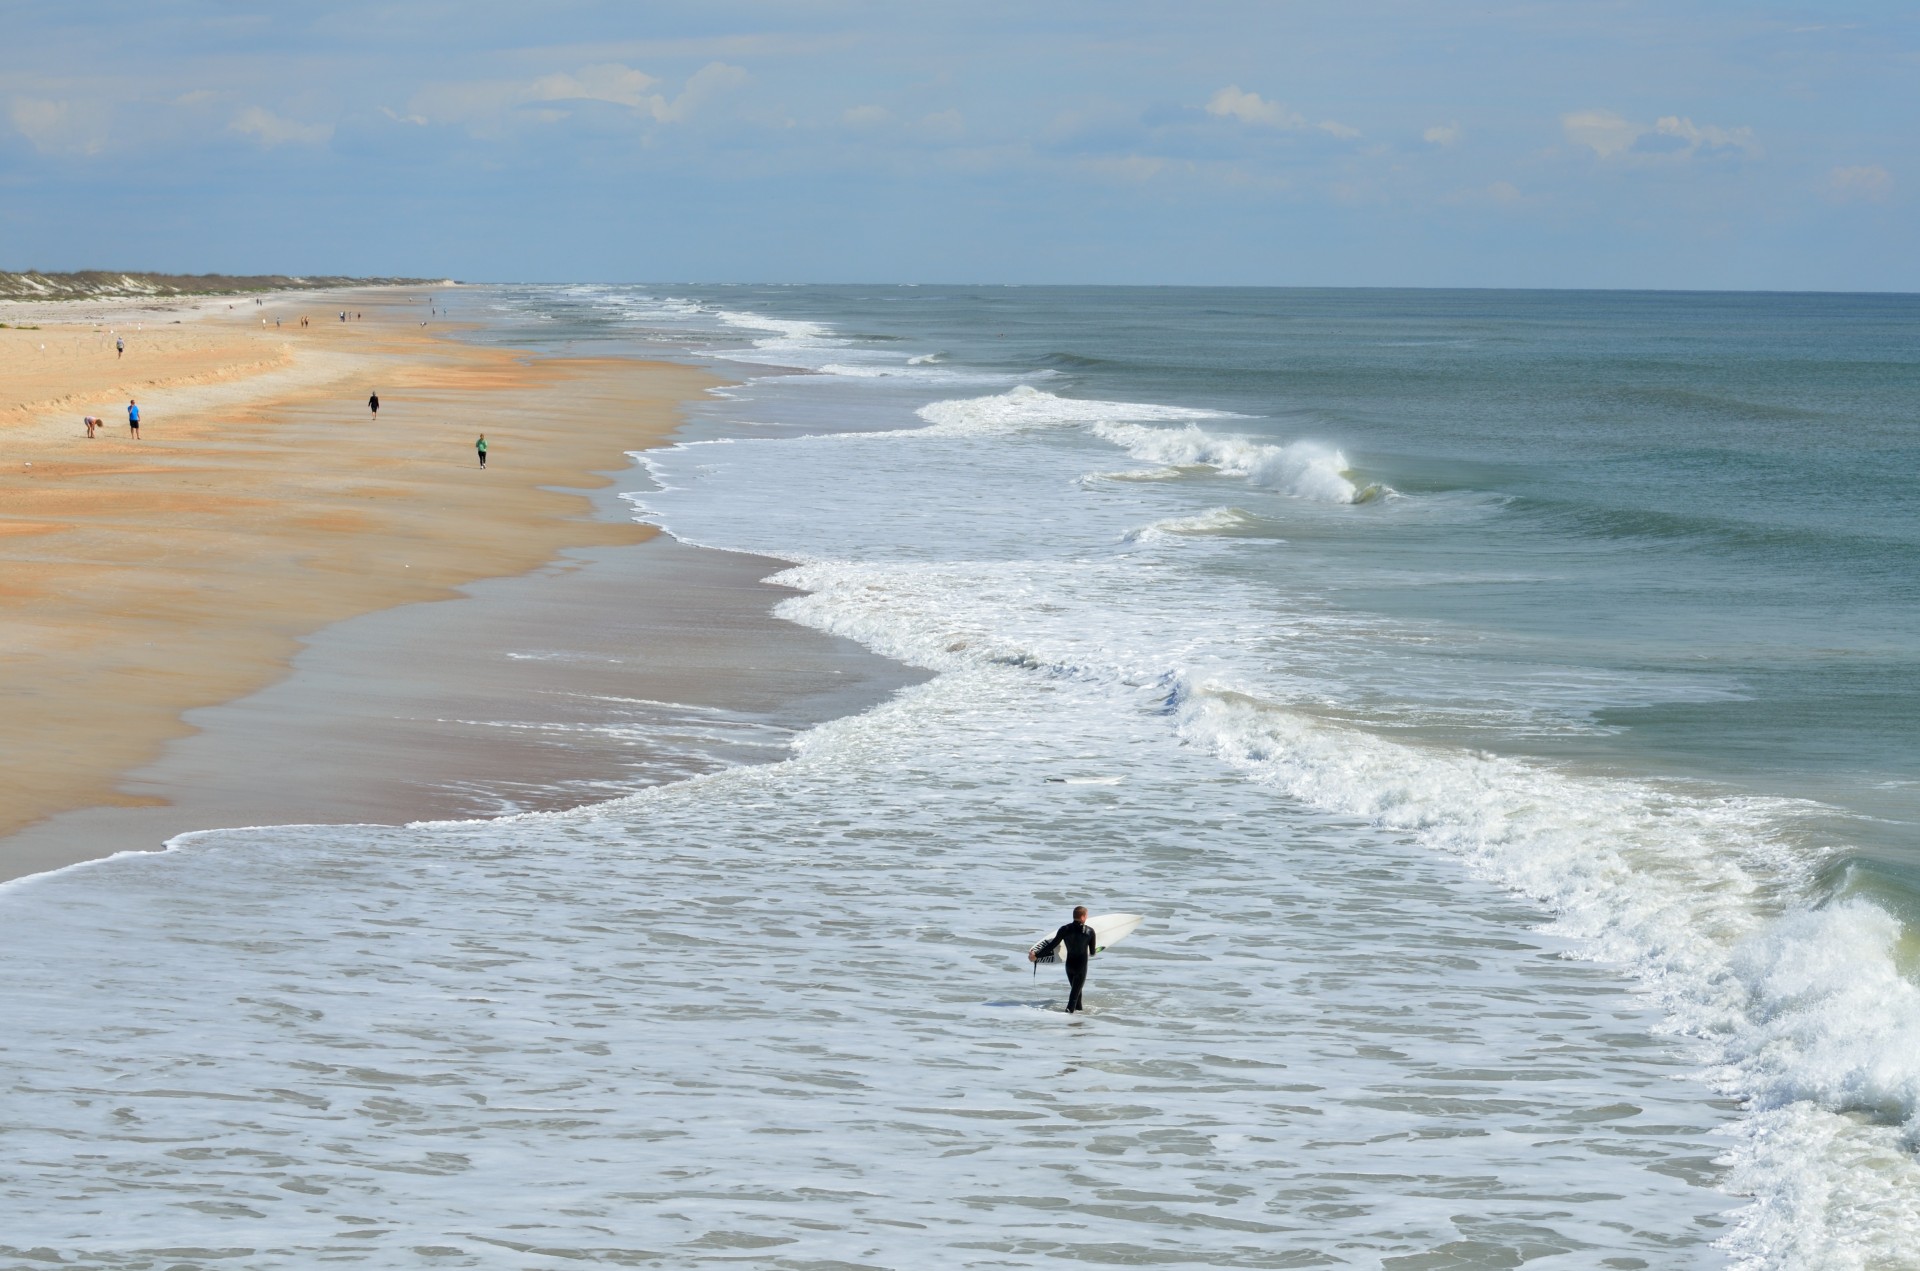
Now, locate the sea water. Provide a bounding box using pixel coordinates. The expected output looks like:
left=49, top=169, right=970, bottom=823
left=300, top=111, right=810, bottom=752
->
left=1, top=286, right=1916, bottom=1269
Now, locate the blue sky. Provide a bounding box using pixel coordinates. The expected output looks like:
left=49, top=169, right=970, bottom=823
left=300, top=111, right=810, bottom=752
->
left=1, top=2, right=1912, bottom=289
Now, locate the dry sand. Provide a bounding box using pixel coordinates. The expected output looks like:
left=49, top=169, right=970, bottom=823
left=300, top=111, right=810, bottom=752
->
left=0, top=287, right=725, bottom=880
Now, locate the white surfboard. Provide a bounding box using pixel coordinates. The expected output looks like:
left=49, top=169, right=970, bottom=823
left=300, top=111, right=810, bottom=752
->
left=1026, top=913, right=1144, bottom=965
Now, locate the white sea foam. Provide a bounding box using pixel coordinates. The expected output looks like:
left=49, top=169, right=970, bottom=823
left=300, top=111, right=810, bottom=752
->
left=0, top=666, right=1733, bottom=1266
left=911, top=387, right=1382, bottom=504
left=913, top=383, right=1235, bottom=436
left=1085, top=465, right=1188, bottom=482
left=818, top=362, right=914, bottom=377
left=4, top=286, right=1895, bottom=1266
left=1121, top=506, right=1269, bottom=543
left=815, top=361, right=1014, bottom=387
left=1091, top=421, right=1383, bottom=503
left=621, top=293, right=1920, bottom=1266
left=766, top=547, right=1920, bottom=1268
left=1182, top=692, right=1920, bottom=1240
left=710, top=307, right=838, bottom=348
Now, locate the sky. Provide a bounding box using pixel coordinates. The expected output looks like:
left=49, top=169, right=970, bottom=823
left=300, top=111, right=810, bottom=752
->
left=1, top=1, right=1913, bottom=289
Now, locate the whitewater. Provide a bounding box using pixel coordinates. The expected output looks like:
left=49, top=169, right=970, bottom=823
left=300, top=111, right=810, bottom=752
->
left=1, top=284, right=1916, bottom=1269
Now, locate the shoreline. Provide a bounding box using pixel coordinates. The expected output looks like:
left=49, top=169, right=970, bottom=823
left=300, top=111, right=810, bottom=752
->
left=0, top=285, right=916, bottom=882
left=0, top=528, right=925, bottom=885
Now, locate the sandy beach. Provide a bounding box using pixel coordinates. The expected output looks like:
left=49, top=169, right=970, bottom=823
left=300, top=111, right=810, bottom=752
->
left=7, top=281, right=1914, bottom=1265
left=3, top=4, right=1910, bottom=1263
left=0, top=287, right=778, bottom=881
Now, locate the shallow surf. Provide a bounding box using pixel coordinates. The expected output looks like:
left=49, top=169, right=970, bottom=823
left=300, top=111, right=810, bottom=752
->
left=3, top=284, right=1916, bottom=1268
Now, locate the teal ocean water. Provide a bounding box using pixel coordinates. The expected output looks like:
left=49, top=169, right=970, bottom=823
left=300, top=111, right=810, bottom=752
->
left=673, top=286, right=1920, bottom=834
left=1, top=286, right=1915, bottom=1268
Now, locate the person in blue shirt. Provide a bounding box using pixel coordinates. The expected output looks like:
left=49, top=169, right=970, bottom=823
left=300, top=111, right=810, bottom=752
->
left=127, top=399, right=140, bottom=439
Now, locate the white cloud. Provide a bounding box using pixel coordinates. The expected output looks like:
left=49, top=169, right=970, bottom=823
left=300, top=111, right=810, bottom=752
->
left=663, top=61, right=749, bottom=123
left=1562, top=109, right=1757, bottom=160
left=380, top=106, right=428, bottom=126
left=1650, top=114, right=1756, bottom=154
left=1561, top=109, right=1640, bottom=158
left=1828, top=164, right=1891, bottom=202
left=411, top=61, right=747, bottom=132
left=1206, top=86, right=1357, bottom=139
left=231, top=106, right=332, bottom=147
left=10, top=97, right=109, bottom=155
left=527, top=63, right=660, bottom=110
left=1423, top=122, right=1461, bottom=146
left=1207, top=85, right=1304, bottom=129
left=842, top=104, right=889, bottom=128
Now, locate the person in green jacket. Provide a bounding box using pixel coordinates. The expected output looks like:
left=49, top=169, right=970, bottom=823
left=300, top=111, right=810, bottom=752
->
left=476, top=434, right=488, bottom=468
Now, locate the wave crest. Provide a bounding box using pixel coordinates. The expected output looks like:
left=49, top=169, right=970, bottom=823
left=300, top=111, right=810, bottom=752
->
left=1122, top=507, right=1270, bottom=543
left=1091, top=422, right=1377, bottom=504
left=913, top=388, right=1386, bottom=505
left=914, top=385, right=1234, bottom=437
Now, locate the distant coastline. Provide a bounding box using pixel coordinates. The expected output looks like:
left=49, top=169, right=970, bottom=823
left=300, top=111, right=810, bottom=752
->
left=0, top=269, right=451, bottom=302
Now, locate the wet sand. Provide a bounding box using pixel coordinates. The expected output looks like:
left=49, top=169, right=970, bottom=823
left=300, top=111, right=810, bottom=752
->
left=0, top=530, right=922, bottom=883
left=0, top=287, right=913, bottom=881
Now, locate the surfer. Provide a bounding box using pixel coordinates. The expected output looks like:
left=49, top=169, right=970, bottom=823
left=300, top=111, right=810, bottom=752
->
left=1029, top=905, right=1099, bottom=1013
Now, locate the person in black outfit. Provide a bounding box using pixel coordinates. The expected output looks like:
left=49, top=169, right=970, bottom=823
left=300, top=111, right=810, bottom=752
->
left=1030, top=905, right=1099, bottom=1013
left=368, top=392, right=380, bottom=418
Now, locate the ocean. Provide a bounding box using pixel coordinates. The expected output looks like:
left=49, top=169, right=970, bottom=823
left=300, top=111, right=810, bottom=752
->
left=2, top=285, right=1916, bottom=1268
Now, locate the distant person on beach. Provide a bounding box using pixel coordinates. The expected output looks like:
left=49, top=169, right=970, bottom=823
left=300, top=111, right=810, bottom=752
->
left=115, top=336, right=123, bottom=358
left=83, top=415, right=98, bottom=438
left=476, top=434, right=488, bottom=468
left=127, top=399, right=140, bottom=439
left=368, top=392, right=380, bottom=418
left=1029, top=905, right=1099, bottom=1013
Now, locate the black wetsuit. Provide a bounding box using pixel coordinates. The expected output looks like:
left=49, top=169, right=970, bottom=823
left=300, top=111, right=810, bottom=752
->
left=1039, top=921, right=1098, bottom=1012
